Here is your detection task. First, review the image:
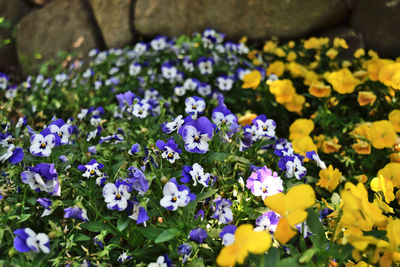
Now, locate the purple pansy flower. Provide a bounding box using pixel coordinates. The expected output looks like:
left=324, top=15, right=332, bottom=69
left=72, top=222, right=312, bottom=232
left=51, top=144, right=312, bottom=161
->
left=13, top=228, right=50, bottom=254
left=278, top=155, right=307, bottom=179
left=0, top=72, right=9, bottom=90
left=160, top=178, right=196, bottom=211
left=252, top=114, right=276, bottom=139
left=161, top=115, right=191, bottom=134
left=48, top=119, right=74, bottom=145
left=156, top=138, right=181, bottom=163
left=211, top=197, right=233, bottom=224
left=128, top=143, right=141, bottom=155
left=64, top=206, right=89, bottom=222
left=103, top=181, right=131, bottom=211
left=178, top=243, right=192, bottom=263
left=219, top=225, right=237, bottom=246
left=306, top=151, right=326, bottom=169
left=78, top=159, right=104, bottom=179
left=180, top=163, right=210, bottom=187
left=184, top=96, right=205, bottom=118
left=189, top=228, right=208, bottom=243
left=29, top=128, right=57, bottom=157
left=196, top=57, right=214, bottom=75
left=0, top=144, right=24, bottom=164
left=126, top=167, right=149, bottom=194
left=21, top=163, right=60, bottom=196
left=254, top=211, right=280, bottom=233
left=127, top=201, right=149, bottom=226
left=37, top=197, right=52, bottom=217
left=178, top=116, right=215, bottom=154
left=246, top=166, right=283, bottom=200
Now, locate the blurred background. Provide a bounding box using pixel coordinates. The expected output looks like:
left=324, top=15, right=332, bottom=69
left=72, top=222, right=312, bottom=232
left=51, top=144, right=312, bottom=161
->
left=1, top=0, right=399, bottom=77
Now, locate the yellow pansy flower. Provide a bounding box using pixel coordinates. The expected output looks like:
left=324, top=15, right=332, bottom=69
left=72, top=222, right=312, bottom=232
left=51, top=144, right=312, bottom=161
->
left=333, top=37, right=349, bottom=49
left=317, top=165, right=342, bottom=192
left=371, top=174, right=395, bottom=203
left=266, top=61, right=285, bottom=77
left=264, top=184, right=315, bottom=244
left=304, top=70, right=320, bottom=86
left=368, top=120, right=397, bottom=149
left=357, top=91, right=376, bottom=106
left=287, top=62, right=307, bottom=78
left=326, top=68, right=360, bottom=94
left=263, top=40, right=277, bottom=53
left=379, top=62, right=400, bottom=87
left=352, top=140, right=371, bottom=155
left=340, top=182, right=386, bottom=231
left=321, top=137, right=342, bottom=154
left=326, top=48, right=338, bottom=60
left=284, top=93, right=305, bottom=114
left=286, top=51, right=297, bottom=62
left=378, top=163, right=400, bottom=188
left=269, top=79, right=296, bottom=104
left=308, top=80, right=331, bottom=98
left=274, top=47, right=286, bottom=57
left=292, top=136, right=317, bottom=157
left=389, top=109, right=400, bottom=132
left=350, top=122, right=371, bottom=140
left=289, top=119, right=314, bottom=140
left=237, top=111, right=258, bottom=126
left=242, top=70, right=262, bottom=90
left=365, top=58, right=392, bottom=81
left=303, top=37, right=329, bottom=50
left=379, top=219, right=400, bottom=267
left=354, top=48, right=365, bottom=58
left=216, top=224, right=271, bottom=267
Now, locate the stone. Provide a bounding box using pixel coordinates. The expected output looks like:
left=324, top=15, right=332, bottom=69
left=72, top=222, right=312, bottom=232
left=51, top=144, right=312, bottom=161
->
left=89, top=0, right=133, bottom=48
left=134, top=0, right=349, bottom=41
left=16, top=0, right=101, bottom=74
left=0, top=0, right=32, bottom=72
left=351, top=0, right=400, bottom=58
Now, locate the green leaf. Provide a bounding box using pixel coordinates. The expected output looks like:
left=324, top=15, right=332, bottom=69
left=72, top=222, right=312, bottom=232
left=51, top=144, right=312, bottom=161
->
left=155, top=228, right=180, bottom=243
left=229, top=155, right=251, bottom=164
left=299, top=248, right=317, bottom=264
left=74, top=233, right=91, bottom=242
left=18, top=214, right=31, bottom=223
left=263, top=247, right=280, bottom=267
left=117, top=217, right=130, bottom=232
left=81, top=222, right=110, bottom=233
left=205, top=152, right=230, bottom=162
left=137, top=226, right=164, bottom=240
left=306, top=208, right=326, bottom=243
left=276, top=255, right=304, bottom=267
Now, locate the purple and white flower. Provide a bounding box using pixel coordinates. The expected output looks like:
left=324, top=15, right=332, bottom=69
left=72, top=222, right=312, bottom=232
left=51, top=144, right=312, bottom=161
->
left=180, top=163, right=210, bottom=187
left=0, top=73, right=9, bottom=90
left=219, top=225, right=237, bottom=246
left=118, top=252, right=133, bottom=263
left=64, top=206, right=89, bottom=222
left=148, top=255, right=172, bottom=267
left=253, top=114, right=276, bottom=139
left=103, top=181, right=131, bottom=211
left=184, top=96, right=205, bottom=118
left=161, top=62, right=178, bottom=80
left=126, top=167, right=149, bottom=194
left=197, top=57, right=214, bottom=75
left=178, top=116, right=214, bottom=154
left=129, top=63, right=141, bottom=76
left=161, top=115, right=190, bottom=134
left=37, top=198, right=52, bottom=217
left=216, top=75, right=234, bottom=91
left=197, top=82, right=212, bottom=97
left=29, top=128, right=57, bottom=157
left=127, top=201, right=149, bottom=226
left=211, top=197, right=233, bottom=224
left=156, top=138, right=181, bottom=163
left=13, top=228, right=50, bottom=254
left=150, top=36, right=167, bottom=51
left=306, top=151, right=326, bottom=169
left=160, top=178, right=195, bottom=211
left=246, top=166, right=283, bottom=200
left=48, top=119, right=74, bottom=145
left=78, top=159, right=104, bottom=179
left=254, top=211, right=280, bottom=233
left=21, top=163, right=60, bottom=196
left=178, top=243, right=192, bottom=263
left=0, top=144, right=24, bottom=164
left=278, top=155, right=307, bottom=179
left=132, top=100, right=151, bottom=119
left=183, top=78, right=199, bottom=92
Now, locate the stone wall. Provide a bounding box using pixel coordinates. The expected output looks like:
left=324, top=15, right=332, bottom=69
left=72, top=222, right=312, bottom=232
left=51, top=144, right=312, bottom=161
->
left=1, top=0, right=399, bottom=75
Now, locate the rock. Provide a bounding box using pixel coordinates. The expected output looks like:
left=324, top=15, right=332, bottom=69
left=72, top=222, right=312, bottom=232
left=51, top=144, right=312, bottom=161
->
left=134, top=0, right=349, bottom=40
left=16, top=0, right=101, bottom=74
left=351, top=0, right=400, bottom=58
left=89, top=0, right=133, bottom=48
left=0, top=0, right=32, bottom=72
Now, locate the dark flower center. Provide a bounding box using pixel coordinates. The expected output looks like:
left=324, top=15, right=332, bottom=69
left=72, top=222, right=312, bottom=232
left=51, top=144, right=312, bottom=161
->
left=172, top=196, right=177, bottom=202
left=116, top=193, right=122, bottom=200
left=41, top=143, right=46, bottom=148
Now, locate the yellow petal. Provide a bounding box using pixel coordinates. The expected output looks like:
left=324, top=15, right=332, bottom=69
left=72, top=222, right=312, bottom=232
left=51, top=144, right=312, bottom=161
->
left=285, top=184, right=315, bottom=213
left=287, top=210, right=308, bottom=226
left=275, top=218, right=297, bottom=244
left=217, top=244, right=240, bottom=267
left=264, top=192, right=286, bottom=215
left=245, top=231, right=272, bottom=254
